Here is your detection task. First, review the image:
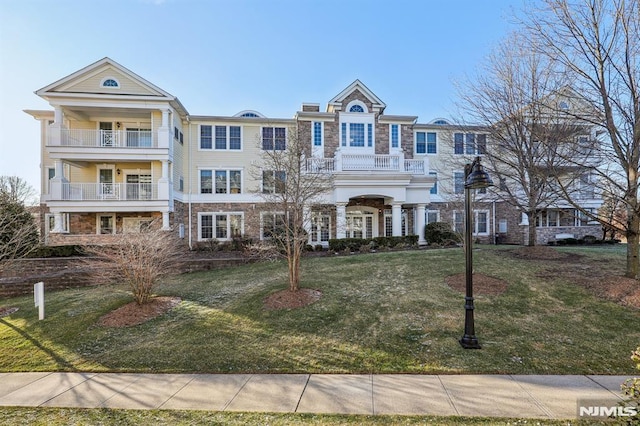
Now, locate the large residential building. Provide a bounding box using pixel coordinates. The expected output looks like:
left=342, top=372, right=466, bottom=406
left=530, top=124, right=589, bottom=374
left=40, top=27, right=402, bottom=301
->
left=26, top=58, right=603, bottom=247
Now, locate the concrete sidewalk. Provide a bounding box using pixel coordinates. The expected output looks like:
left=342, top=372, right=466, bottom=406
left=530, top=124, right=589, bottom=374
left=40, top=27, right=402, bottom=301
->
left=0, top=372, right=634, bottom=419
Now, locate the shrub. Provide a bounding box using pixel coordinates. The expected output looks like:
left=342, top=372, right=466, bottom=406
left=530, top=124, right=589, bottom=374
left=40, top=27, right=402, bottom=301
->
left=581, top=235, right=597, bottom=244
left=620, top=347, right=640, bottom=416
left=424, top=222, right=460, bottom=245
left=28, top=245, right=83, bottom=258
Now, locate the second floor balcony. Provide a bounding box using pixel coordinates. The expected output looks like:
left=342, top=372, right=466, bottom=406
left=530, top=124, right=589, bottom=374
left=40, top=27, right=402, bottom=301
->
left=51, top=129, right=157, bottom=148
left=48, top=181, right=170, bottom=202
left=305, top=153, right=429, bottom=175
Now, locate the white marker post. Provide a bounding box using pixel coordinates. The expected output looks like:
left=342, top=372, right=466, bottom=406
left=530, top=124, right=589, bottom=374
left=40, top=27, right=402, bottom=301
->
left=34, top=281, right=45, bottom=320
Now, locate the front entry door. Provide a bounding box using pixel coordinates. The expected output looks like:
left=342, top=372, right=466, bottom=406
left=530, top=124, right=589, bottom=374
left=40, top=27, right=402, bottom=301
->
left=98, top=168, right=115, bottom=198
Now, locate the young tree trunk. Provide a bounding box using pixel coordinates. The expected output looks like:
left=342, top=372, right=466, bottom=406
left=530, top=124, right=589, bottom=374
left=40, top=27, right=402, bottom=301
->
left=626, top=205, right=640, bottom=278
left=288, top=244, right=301, bottom=292
left=527, top=211, right=537, bottom=246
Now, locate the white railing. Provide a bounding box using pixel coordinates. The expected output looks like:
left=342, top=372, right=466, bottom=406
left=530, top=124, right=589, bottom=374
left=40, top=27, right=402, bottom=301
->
left=342, top=154, right=401, bottom=171
left=305, top=158, right=336, bottom=173
left=404, top=159, right=425, bottom=174
left=306, top=153, right=428, bottom=175
left=59, top=183, right=158, bottom=201
left=52, top=129, right=157, bottom=148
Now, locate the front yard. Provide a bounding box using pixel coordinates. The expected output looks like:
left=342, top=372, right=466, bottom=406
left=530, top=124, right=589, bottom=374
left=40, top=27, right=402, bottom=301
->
left=0, top=245, right=638, bottom=375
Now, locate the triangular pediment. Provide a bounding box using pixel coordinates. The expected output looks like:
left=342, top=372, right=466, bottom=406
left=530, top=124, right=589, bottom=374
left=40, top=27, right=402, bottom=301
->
left=327, top=80, right=386, bottom=113
left=36, top=57, right=173, bottom=99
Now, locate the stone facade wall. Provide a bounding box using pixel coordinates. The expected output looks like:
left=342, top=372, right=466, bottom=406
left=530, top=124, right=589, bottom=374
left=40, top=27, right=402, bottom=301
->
left=535, top=225, right=601, bottom=245
left=401, top=124, right=414, bottom=159
left=376, top=122, right=389, bottom=155
left=324, top=120, right=339, bottom=158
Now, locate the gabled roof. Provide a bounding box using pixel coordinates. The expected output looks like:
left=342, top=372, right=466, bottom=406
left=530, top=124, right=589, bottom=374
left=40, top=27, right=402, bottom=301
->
left=327, top=79, right=386, bottom=113
left=35, top=57, right=188, bottom=116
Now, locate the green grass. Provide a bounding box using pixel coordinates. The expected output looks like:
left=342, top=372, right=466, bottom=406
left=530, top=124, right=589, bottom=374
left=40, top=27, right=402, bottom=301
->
left=0, top=408, right=613, bottom=425
left=0, top=246, right=638, bottom=374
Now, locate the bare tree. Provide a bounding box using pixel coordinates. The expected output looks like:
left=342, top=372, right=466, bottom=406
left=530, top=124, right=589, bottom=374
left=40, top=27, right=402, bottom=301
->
left=523, top=0, right=640, bottom=276
left=0, top=198, right=39, bottom=273
left=251, top=124, right=333, bottom=292
left=455, top=32, right=588, bottom=246
left=0, top=176, right=37, bottom=206
left=84, top=221, right=183, bottom=305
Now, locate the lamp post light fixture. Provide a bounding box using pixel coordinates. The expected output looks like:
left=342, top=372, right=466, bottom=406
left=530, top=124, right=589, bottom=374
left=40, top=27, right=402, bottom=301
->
left=460, top=156, right=493, bottom=349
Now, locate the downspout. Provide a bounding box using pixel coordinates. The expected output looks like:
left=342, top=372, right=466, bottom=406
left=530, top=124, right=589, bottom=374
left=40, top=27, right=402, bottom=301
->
left=187, top=117, right=193, bottom=250
left=492, top=200, right=496, bottom=244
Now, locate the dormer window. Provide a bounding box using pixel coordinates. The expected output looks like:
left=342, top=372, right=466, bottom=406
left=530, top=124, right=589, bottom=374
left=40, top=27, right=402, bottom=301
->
left=101, top=78, right=119, bottom=88
left=349, top=105, right=364, bottom=113
left=558, top=101, right=569, bottom=110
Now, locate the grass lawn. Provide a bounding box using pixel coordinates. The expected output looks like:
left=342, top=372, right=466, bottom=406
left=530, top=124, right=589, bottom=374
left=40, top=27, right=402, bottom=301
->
left=0, top=245, right=638, bottom=374
left=0, top=408, right=612, bottom=425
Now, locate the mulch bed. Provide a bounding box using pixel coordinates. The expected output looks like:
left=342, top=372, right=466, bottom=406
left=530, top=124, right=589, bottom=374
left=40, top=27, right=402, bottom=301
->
left=445, top=273, right=509, bottom=296
left=263, top=288, right=322, bottom=310
left=510, top=245, right=576, bottom=260
left=97, top=296, right=181, bottom=327
left=0, top=306, right=19, bottom=318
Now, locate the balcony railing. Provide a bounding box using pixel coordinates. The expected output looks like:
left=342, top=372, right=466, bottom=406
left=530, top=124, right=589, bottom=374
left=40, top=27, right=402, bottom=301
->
left=58, top=183, right=159, bottom=201
left=305, top=153, right=428, bottom=175
left=51, top=129, right=157, bottom=148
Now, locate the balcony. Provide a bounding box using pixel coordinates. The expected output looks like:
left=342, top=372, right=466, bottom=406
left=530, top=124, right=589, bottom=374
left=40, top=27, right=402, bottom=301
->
left=306, top=153, right=428, bottom=175
left=51, top=129, right=157, bottom=148
left=50, top=182, right=165, bottom=201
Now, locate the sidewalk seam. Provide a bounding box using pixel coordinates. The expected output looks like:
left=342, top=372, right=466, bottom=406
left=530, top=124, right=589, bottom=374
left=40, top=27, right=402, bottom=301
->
left=585, top=375, right=626, bottom=400
left=293, top=374, right=311, bottom=413
left=38, top=372, right=96, bottom=407
left=222, top=374, right=253, bottom=411
left=509, top=375, right=555, bottom=419
left=158, top=374, right=196, bottom=410
left=436, top=375, right=460, bottom=416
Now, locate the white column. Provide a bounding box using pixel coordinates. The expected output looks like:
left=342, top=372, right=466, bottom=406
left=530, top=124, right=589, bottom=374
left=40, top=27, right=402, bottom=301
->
left=416, top=204, right=427, bottom=245
left=162, top=211, right=170, bottom=230
left=303, top=205, right=312, bottom=243
left=336, top=203, right=347, bottom=239
left=49, top=106, right=63, bottom=145
left=392, top=203, right=402, bottom=237
left=50, top=160, right=66, bottom=200
left=158, top=109, right=171, bottom=149
left=158, top=160, right=170, bottom=200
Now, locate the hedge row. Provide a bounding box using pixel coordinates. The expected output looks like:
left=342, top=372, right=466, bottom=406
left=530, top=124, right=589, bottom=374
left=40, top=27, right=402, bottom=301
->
left=328, top=235, right=418, bottom=252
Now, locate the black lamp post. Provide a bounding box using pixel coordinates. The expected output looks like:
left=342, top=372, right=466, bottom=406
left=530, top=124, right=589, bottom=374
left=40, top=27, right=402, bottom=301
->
left=460, top=156, right=493, bottom=349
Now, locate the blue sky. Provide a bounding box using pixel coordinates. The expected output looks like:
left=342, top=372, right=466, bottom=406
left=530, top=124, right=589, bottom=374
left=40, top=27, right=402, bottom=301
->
left=0, top=0, right=522, bottom=193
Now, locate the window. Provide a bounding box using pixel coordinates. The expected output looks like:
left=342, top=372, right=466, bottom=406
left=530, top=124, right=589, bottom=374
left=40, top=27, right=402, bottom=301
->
left=475, top=211, right=488, bottom=235
left=99, top=215, right=115, bottom=235
left=390, top=124, right=399, bottom=149
left=199, top=213, right=243, bottom=240
left=429, top=172, right=438, bottom=194
left=340, top=119, right=374, bottom=149
left=262, top=212, right=286, bottom=239
left=46, top=213, right=69, bottom=233
left=455, top=133, right=487, bottom=155
left=241, top=112, right=260, bottom=118
left=426, top=210, right=440, bottom=224
left=313, top=122, right=322, bottom=146
left=477, top=134, right=487, bottom=154
left=179, top=131, right=184, bottom=144
left=126, top=128, right=152, bottom=147
left=465, top=134, right=476, bottom=154
left=262, top=170, right=286, bottom=194
left=200, top=125, right=212, bottom=149
left=174, top=127, right=179, bottom=140
left=454, top=172, right=465, bottom=194
left=207, top=169, right=242, bottom=194
left=416, top=132, right=436, bottom=154
left=215, top=126, right=227, bottom=150
left=200, top=170, right=212, bottom=194
left=212, top=125, right=242, bottom=150
left=101, top=78, right=119, bottom=88
left=416, top=132, right=426, bottom=154
left=498, top=219, right=508, bottom=233
left=349, top=104, right=364, bottom=112
left=453, top=211, right=464, bottom=233
left=426, top=132, right=436, bottom=154
left=454, top=133, right=464, bottom=154
left=350, top=123, right=365, bottom=147
left=262, top=127, right=286, bottom=150
left=311, top=213, right=331, bottom=243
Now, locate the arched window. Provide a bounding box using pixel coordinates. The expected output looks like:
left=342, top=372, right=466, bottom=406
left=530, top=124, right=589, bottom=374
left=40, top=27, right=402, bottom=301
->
left=101, top=78, right=119, bottom=88
left=349, top=104, right=365, bottom=113
left=558, top=101, right=569, bottom=110
left=241, top=112, right=259, bottom=118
